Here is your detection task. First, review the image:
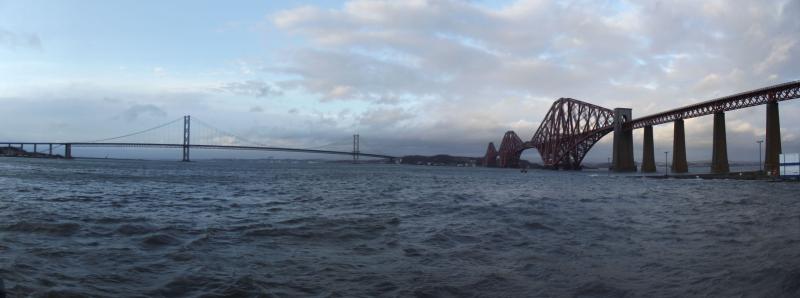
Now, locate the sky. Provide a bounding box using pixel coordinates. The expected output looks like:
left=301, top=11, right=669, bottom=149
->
left=1, top=0, right=799, bottom=162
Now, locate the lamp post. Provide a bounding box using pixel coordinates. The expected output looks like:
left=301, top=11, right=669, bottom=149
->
left=664, top=151, right=669, bottom=177
left=756, top=140, right=763, bottom=172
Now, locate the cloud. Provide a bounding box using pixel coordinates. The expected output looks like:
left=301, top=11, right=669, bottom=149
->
left=218, top=80, right=280, bottom=98
left=358, top=107, right=414, bottom=128
left=153, top=67, right=167, bottom=77
left=0, top=83, right=209, bottom=142
left=271, top=0, right=799, bottom=104
left=122, top=104, right=168, bottom=122
left=2, top=1, right=799, bottom=161
left=265, top=0, right=800, bottom=159
left=0, top=28, right=42, bottom=50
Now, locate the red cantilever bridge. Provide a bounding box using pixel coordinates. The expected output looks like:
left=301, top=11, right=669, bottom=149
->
left=484, top=80, right=800, bottom=174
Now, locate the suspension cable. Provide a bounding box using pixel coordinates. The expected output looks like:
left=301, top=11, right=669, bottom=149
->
left=300, top=139, right=352, bottom=150
left=191, top=117, right=267, bottom=147
left=77, top=117, right=184, bottom=143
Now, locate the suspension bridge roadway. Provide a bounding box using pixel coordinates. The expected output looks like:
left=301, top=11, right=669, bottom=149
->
left=0, top=142, right=396, bottom=160
left=1, top=116, right=397, bottom=161
left=0, top=142, right=397, bottom=159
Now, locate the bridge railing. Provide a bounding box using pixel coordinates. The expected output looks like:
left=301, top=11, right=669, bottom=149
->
left=628, top=80, right=800, bottom=129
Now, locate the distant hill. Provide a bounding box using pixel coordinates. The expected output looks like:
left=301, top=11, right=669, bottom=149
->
left=400, top=154, right=543, bottom=168
left=401, top=154, right=479, bottom=166
left=0, top=146, right=63, bottom=158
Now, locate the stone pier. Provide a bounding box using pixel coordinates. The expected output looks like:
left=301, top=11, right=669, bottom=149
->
left=672, top=119, right=688, bottom=173
left=641, top=125, right=656, bottom=173
left=612, top=108, right=637, bottom=172
left=711, top=112, right=729, bottom=174
left=65, top=144, right=72, bottom=159
left=764, top=101, right=781, bottom=174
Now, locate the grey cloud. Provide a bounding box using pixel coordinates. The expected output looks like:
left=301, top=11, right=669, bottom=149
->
left=358, top=107, right=414, bottom=128
left=122, top=104, right=167, bottom=122
left=0, top=28, right=42, bottom=50
left=276, top=49, right=432, bottom=101
left=3, top=1, right=799, bottom=162
left=267, top=0, right=800, bottom=160
left=250, top=106, right=265, bottom=113
left=308, top=110, right=339, bottom=127
left=271, top=0, right=800, bottom=100
left=102, top=97, right=122, bottom=104
left=218, top=80, right=280, bottom=98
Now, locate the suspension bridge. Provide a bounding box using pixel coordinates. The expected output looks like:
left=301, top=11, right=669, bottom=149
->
left=0, top=116, right=396, bottom=162
left=484, top=80, right=800, bottom=174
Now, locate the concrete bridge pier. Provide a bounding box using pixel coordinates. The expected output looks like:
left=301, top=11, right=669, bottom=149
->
left=711, top=112, right=729, bottom=174
left=764, top=101, right=781, bottom=174
left=641, top=125, right=656, bottom=172
left=612, top=108, right=637, bottom=172
left=49, top=144, right=53, bottom=156
left=34, top=144, right=38, bottom=154
left=672, top=119, right=689, bottom=173
left=64, top=144, right=72, bottom=159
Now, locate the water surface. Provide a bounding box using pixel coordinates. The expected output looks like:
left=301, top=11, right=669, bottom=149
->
left=1, top=157, right=799, bottom=297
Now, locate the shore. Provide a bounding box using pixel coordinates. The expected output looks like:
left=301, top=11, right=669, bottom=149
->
left=642, top=170, right=797, bottom=181
left=0, top=147, right=64, bottom=159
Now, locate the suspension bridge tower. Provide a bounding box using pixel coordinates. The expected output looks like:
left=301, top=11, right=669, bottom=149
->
left=353, top=134, right=359, bottom=163
left=182, top=115, right=190, bottom=162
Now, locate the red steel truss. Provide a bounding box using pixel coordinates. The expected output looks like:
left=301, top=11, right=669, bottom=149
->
left=498, top=131, right=525, bottom=168
left=487, top=80, right=800, bottom=169
left=628, top=80, right=800, bottom=129
left=529, top=98, right=615, bottom=169
left=482, top=142, right=498, bottom=167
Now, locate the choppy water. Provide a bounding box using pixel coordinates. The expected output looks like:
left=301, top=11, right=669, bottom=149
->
left=1, top=157, right=799, bottom=297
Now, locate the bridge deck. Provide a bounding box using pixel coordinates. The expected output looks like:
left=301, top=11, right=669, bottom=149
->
left=1, top=142, right=395, bottom=159
left=627, top=80, right=800, bottom=129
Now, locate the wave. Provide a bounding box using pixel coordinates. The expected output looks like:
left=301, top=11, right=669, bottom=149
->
left=4, top=221, right=80, bottom=236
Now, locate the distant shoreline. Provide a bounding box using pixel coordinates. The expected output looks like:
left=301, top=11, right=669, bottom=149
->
left=641, top=170, right=799, bottom=181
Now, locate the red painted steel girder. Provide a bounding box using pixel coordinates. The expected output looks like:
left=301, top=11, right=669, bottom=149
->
left=483, top=142, right=498, bottom=167
left=498, top=131, right=526, bottom=168
left=628, top=80, right=800, bottom=129
left=529, top=98, right=615, bottom=169
left=489, top=81, right=800, bottom=170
